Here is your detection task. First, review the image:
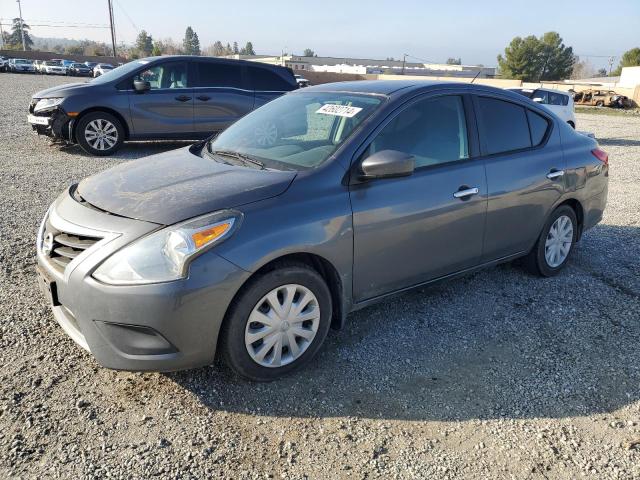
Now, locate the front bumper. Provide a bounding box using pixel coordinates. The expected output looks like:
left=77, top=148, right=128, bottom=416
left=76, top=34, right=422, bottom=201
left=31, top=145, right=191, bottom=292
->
left=28, top=105, right=73, bottom=140
left=36, top=188, right=250, bottom=372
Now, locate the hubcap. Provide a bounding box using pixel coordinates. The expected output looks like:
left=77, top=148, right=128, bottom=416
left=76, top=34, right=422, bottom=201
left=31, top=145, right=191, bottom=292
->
left=254, top=121, right=278, bottom=146
left=85, top=119, right=118, bottom=151
left=544, top=215, right=573, bottom=268
left=245, top=284, right=320, bottom=368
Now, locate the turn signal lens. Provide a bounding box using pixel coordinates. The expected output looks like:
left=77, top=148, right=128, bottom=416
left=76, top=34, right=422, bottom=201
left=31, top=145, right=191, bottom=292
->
left=591, top=148, right=608, bottom=165
left=192, top=222, right=231, bottom=249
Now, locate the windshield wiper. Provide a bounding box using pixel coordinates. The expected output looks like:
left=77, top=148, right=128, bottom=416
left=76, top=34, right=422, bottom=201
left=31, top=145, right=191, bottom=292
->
left=209, top=149, right=265, bottom=169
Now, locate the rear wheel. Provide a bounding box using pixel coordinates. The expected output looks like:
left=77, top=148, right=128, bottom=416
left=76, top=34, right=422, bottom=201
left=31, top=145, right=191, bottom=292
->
left=220, top=264, right=332, bottom=381
left=595, top=100, right=604, bottom=107
left=76, top=111, right=124, bottom=156
left=523, top=205, right=578, bottom=277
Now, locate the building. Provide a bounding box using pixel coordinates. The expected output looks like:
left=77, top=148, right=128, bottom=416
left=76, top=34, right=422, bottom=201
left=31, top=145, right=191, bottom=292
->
left=221, top=54, right=496, bottom=78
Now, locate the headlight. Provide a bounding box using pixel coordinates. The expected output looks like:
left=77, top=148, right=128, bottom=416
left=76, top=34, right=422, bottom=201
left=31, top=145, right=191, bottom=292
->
left=93, top=210, right=242, bottom=285
left=34, top=98, right=64, bottom=113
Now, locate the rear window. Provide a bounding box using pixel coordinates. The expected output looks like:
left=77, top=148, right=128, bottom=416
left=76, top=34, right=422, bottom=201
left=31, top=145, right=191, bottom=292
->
left=195, top=62, right=243, bottom=88
left=476, top=97, right=531, bottom=155
left=527, top=110, right=550, bottom=145
left=548, top=91, right=568, bottom=106
left=247, top=67, right=294, bottom=91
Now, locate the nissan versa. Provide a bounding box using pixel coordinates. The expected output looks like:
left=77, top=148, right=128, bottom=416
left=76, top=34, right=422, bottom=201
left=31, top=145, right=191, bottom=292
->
left=27, top=56, right=298, bottom=156
left=36, top=81, right=609, bottom=381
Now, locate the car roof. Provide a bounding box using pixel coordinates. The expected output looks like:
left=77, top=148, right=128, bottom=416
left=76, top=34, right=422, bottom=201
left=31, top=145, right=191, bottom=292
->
left=300, top=80, right=530, bottom=100
left=139, top=55, right=293, bottom=73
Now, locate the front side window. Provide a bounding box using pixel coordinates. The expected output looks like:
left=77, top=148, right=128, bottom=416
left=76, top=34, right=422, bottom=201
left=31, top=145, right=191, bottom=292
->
left=477, top=97, right=531, bottom=155
left=532, top=90, right=549, bottom=104
left=367, top=95, right=469, bottom=168
left=195, top=62, right=243, bottom=88
left=206, top=92, right=383, bottom=170
left=133, top=62, right=188, bottom=89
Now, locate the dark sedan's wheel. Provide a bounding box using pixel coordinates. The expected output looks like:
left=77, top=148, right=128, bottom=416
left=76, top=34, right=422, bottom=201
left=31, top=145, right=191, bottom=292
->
left=524, top=205, right=578, bottom=277
left=76, top=111, right=124, bottom=156
left=220, top=264, right=332, bottom=381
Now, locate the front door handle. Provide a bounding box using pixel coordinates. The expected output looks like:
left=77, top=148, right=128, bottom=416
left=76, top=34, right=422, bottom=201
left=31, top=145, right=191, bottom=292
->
left=196, top=95, right=211, bottom=101
left=453, top=187, right=479, bottom=199
left=546, top=169, right=565, bottom=180
left=175, top=95, right=192, bottom=102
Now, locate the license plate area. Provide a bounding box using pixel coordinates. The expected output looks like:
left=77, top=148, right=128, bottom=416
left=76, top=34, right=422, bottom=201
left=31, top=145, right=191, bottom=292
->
left=27, top=115, right=50, bottom=126
left=36, top=266, right=60, bottom=306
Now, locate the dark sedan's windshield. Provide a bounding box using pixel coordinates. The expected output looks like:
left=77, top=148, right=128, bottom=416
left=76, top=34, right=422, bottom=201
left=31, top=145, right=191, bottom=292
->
left=205, top=92, right=383, bottom=170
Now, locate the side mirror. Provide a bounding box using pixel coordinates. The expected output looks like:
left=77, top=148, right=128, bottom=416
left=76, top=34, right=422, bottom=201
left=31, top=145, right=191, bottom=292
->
left=133, top=79, right=151, bottom=93
left=359, top=150, right=415, bottom=180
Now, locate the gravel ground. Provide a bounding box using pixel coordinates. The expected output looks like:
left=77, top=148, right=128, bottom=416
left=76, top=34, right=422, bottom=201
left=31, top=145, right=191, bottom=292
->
left=1, top=72, right=639, bottom=479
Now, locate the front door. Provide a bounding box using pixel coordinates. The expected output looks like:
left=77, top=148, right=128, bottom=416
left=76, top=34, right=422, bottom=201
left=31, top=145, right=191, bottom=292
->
left=128, top=61, right=194, bottom=137
left=350, top=94, right=487, bottom=302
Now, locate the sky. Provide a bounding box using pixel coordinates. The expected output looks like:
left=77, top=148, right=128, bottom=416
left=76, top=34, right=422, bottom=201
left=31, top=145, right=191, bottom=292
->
left=1, top=0, right=638, bottom=69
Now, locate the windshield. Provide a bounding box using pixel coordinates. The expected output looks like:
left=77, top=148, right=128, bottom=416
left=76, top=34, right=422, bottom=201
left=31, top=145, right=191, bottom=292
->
left=90, top=60, right=143, bottom=84
left=206, top=92, right=383, bottom=170
left=16, top=59, right=30, bottom=64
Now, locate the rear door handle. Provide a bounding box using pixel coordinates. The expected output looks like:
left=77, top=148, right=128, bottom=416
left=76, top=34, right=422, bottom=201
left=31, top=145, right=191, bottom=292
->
left=453, top=187, right=479, bottom=199
left=546, top=169, right=565, bottom=180
left=196, top=95, right=211, bottom=101
left=175, top=95, right=192, bottom=102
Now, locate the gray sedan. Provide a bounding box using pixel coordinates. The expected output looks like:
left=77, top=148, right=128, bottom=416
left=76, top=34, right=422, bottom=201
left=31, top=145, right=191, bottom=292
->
left=36, top=81, right=609, bottom=381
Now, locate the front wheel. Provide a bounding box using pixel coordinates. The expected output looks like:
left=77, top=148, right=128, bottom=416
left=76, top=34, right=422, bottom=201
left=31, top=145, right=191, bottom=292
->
left=75, top=112, right=124, bottom=156
left=220, top=264, right=332, bottom=381
left=523, top=205, right=578, bottom=277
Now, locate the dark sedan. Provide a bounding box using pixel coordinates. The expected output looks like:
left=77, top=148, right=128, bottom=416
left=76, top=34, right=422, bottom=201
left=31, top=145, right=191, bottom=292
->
left=36, top=81, right=608, bottom=380
left=67, top=62, right=93, bottom=77
left=27, top=55, right=298, bottom=155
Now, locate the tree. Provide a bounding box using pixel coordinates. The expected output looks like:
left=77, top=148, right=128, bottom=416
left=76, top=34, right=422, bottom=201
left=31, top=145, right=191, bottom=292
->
left=446, top=57, right=461, bottom=65
left=4, top=18, right=34, bottom=50
left=612, top=47, right=640, bottom=76
left=64, top=45, right=84, bottom=55
left=570, top=58, right=596, bottom=80
left=497, top=32, right=575, bottom=81
left=239, top=41, right=255, bottom=55
left=225, top=42, right=233, bottom=55
left=233, top=41, right=239, bottom=54
left=597, top=68, right=608, bottom=77
left=182, top=26, right=200, bottom=55
left=214, top=41, right=225, bottom=56
left=303, top=48, right=315, bottom=57
left=152, top=41, right=162, bottom=57
left=135, top=30, right=153, bottom=57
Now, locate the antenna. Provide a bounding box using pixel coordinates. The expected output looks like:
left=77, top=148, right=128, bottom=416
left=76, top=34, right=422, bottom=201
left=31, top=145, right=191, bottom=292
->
left=470, top=70, right=481, bottom=84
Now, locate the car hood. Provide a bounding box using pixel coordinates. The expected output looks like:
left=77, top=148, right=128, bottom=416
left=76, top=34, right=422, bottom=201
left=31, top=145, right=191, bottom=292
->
left=33, top=81, right=92, bottom=99
left=77, top=146, right=297, bottom=225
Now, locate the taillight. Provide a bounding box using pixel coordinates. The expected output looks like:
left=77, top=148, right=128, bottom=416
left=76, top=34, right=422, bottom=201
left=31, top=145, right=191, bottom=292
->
left=591, top=148, right=608, bottom=165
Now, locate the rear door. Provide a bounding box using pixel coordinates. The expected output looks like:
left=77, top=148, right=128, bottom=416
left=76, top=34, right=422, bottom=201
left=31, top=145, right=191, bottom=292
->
left=192, top=61, right=254, bottom=133
left=474, top=95, right=566, bottom=261
left=127, top=61, right=194, bottom=137
left=350, top=93, right=487, bottom=301
left=247, top=65, right=297, bottom=109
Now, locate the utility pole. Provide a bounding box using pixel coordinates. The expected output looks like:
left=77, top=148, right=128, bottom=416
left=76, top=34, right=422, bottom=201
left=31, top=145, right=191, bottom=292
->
left=608, top=56, right=615, bottom=76
left=0, top=19, right=5, bottom=48
left=16, top=0, right=26, bottom=51
left=107, top=0, right=117, bottom=58
left=401, top=53, right=407, bottom=75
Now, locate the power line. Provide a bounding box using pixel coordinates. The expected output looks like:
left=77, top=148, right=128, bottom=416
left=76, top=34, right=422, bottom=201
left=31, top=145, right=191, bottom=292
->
left=0, top=22, right=109, bottom=28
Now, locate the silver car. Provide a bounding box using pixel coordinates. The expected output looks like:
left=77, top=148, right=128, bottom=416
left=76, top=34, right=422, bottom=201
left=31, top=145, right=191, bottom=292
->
left=36, top=81, right=609, bottom=381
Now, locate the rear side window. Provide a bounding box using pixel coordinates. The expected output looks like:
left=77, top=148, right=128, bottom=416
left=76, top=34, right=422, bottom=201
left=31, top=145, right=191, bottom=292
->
left=195, top=62, right=243, bottom=88
left=527, top=110, right=550, bottom=145
left=532, top=90, right=549, bottom=104
left=477, top=97, right=531, bottom=155
left=248, top=67, right=293, bottom=91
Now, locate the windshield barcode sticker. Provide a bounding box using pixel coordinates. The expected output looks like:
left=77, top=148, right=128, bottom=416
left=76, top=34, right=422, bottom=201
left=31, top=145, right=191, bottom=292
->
left=316, top=104, right=363, bottom=118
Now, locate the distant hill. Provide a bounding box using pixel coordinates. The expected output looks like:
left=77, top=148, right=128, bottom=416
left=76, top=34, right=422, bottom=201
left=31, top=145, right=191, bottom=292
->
left=31, top=36, right=84, bottom=51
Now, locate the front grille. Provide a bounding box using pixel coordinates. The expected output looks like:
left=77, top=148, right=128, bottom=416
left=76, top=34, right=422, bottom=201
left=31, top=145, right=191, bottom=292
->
left=42, top=220, right=102, bottom=274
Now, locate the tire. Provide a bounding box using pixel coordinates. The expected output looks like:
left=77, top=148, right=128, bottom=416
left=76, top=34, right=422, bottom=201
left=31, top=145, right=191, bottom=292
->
left=595, top=101, right=604, bottom=107
left=523, top=205, right=578, bottom=277
left=220, top=264, right=332, bottom=381
left=75, top=111, right=124, bottom=156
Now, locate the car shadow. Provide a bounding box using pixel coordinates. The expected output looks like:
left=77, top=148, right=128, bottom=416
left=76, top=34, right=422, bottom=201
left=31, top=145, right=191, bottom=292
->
left=167, top=223, right=640, bottom=422
left=597, top=137, right=640, bottom=147
left=57, top=140, right=195, bottom=160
